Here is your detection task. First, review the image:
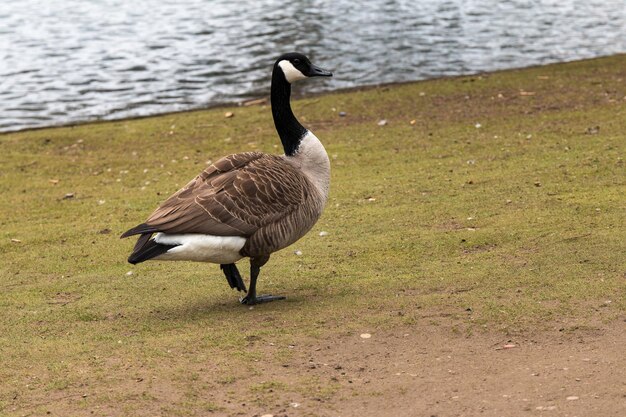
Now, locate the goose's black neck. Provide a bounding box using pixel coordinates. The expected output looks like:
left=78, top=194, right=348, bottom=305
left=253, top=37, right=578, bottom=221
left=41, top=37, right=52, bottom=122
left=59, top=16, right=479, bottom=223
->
left=271, top=67, right=307, bottom=156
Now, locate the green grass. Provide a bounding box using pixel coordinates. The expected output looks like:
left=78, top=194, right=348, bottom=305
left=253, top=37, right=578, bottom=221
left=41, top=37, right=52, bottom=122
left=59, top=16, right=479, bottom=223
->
left=1, top=55, right=625, bottom=415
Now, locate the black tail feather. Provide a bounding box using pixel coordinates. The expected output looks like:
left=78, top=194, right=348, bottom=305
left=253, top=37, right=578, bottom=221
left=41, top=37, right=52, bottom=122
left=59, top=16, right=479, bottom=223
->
left=120, top=223, right=158, bottom=239
left=132, top=233, right=152, bottom=253
left=128, top=235, right=177, bottom=265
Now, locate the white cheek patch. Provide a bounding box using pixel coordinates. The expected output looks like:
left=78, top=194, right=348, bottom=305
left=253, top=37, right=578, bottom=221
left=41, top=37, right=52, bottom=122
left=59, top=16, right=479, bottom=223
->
left=278, top=60, right=307, bottom=83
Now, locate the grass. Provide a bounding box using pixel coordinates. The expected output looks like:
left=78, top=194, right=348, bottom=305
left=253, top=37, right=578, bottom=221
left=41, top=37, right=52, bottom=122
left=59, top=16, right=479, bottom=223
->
left=1, top=54, right=625, bottom=415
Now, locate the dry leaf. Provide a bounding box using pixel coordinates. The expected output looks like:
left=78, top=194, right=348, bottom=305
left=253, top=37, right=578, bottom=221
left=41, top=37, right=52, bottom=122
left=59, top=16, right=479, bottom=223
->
left=242, top=98, right=267, bottom=107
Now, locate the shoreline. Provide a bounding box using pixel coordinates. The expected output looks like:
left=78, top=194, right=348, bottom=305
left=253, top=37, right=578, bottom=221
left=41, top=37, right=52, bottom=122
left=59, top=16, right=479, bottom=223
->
left=3, top=53, right=624, bottom=136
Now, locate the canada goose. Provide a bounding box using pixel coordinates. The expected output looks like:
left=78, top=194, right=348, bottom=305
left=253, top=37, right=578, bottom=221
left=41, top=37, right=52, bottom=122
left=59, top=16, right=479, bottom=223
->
left=121, top=52, right=332, bottom=305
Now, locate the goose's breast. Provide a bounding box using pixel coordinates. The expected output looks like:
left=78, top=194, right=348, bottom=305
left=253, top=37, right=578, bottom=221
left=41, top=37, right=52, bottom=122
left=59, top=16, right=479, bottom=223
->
left=287, top=131, right=331, bottom=202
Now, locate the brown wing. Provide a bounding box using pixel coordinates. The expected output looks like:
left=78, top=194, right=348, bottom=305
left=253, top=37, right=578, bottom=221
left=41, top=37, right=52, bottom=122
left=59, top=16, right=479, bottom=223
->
left=141, top=152, right=308, bottom=237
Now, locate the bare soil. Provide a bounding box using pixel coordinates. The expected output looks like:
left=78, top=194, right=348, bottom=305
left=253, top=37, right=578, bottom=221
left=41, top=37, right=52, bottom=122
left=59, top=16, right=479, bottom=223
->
left=217, top=318, right=626, bottom=417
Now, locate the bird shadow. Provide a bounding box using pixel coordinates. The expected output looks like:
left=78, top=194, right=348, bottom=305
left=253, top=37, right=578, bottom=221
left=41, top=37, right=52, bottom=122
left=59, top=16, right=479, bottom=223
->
left=143, top=291, right=308, bottom=323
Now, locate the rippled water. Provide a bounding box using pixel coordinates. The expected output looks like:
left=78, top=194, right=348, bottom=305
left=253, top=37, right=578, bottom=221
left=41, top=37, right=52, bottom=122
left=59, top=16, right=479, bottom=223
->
left=1, top=0, right=625, bottom=132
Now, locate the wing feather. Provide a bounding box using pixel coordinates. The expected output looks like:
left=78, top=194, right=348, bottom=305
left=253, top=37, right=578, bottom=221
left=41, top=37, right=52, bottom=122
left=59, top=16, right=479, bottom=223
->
left=137, top=152, right=307, bottom=237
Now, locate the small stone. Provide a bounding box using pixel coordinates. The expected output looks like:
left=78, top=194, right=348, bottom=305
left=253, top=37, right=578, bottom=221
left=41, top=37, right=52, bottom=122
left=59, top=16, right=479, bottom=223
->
left=377, top=119, right=387, bottom=126
left=503, top=344, right=516, bottom=349
left=294, top=250, right=303, bottom=256
left=10, top=238, right=22, bottom=243
left=566, top=396, right=579, bottom=401
left=63, top=193, right=75, bottom=200
left=224, top=112, right=234, bottom=118
left=534, top=181, right=542, bottom=187
left=475, top=123, right=482, bottom=128
left=409, top=119, right=416, bottom=125
left=126, top=271, right=133, bottom=276
left=97, top=200, right=106, bottom=205
left=319, top=231, right=329, bottom=237
left=360, top=333, right=372, bottom=339
left=261, top=414, right=274, bottom=417
left=338, top=111, right=347, bottom=117
left=49, top=179, right=59, bottom=185
left=290, top=402, right=300, bottom=408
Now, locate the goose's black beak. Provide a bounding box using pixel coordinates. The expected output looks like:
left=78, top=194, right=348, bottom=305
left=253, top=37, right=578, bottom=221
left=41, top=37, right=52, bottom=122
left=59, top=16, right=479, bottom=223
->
left=309, top=64, right=333, bottom=77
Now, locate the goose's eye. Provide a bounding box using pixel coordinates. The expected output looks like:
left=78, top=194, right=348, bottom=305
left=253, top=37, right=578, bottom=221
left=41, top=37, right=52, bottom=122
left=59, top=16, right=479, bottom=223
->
left=293, top=59, right=301, bottom=65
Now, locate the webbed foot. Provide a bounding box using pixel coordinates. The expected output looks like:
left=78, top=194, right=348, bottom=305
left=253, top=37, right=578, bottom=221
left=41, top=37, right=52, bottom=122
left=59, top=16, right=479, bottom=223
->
left=240, top=294, right=286, bottom=305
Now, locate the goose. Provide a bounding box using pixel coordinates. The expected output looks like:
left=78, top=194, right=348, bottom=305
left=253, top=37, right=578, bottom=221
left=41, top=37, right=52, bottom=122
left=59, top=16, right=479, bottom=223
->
left=121, top=52, right=333, bottom=305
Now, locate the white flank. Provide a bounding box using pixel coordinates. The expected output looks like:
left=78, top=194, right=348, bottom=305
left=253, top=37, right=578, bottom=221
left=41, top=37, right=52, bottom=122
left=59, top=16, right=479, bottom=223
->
left=278, top=60, right=306, bottom=83
left=153, top=233, right=246, bottom=264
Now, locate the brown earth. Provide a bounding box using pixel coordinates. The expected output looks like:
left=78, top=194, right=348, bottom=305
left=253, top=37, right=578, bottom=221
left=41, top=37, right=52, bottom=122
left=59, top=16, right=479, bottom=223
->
left=29, top=315, right=626, bottom=417
left=222, top=319, right=626, bottom=417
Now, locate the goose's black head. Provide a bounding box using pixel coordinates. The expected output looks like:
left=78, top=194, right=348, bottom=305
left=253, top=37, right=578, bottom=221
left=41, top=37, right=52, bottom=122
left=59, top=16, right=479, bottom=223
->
left=274, top=52, right=333, bottom=84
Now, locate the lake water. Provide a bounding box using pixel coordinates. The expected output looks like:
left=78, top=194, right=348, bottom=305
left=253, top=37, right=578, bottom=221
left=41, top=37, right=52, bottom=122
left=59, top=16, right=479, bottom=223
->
left=1, top=0, right=625, bottom=132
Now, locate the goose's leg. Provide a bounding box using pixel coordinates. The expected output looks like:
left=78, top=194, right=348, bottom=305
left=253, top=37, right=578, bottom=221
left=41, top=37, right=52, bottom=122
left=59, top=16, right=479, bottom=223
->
left=221, top=263, right=247, bottom=292
left=240, top=255, right=285, bottom=305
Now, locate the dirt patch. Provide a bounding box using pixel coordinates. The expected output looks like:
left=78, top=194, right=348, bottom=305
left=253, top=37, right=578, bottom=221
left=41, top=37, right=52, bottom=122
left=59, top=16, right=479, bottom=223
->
left=10, top=317, right=625, bottom=417
left=230, top=319, right=626, bottom=417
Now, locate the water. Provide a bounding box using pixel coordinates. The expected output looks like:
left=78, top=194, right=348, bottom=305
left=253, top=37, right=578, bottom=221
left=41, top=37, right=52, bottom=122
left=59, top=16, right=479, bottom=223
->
left=1, top=0, right=625, bottom=132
